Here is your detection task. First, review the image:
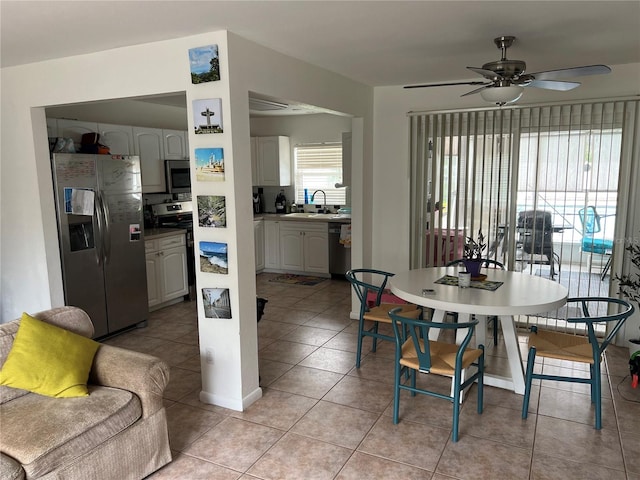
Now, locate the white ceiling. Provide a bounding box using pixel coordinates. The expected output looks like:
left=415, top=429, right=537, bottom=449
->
left=2, top=0, right=639, bottom=89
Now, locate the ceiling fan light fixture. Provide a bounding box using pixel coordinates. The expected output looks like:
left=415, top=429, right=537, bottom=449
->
left=480, top=85, right=524, bottom=105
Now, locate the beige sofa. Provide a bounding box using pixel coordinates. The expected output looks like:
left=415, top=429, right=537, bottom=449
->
left=0, top=307, right=172, bottom=480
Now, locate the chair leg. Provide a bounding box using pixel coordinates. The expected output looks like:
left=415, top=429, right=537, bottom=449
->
left=477, top=349, right=485, bottom=414
left=371, top=321, right=379, bottom=352
left=601, top=255, right=612, bottom=281
left=355, top=318, right=365, bottom=368
left=452, top=373, right=462, bottom=442
left=393, top=364, right=402, bottom=424
left=410, top=368, right=416, bottom=396
left=593, top=359, right=602, bottom=429
left=492, top=317, right=498, bottom=346
left=522, top=347, right=537, bottom=419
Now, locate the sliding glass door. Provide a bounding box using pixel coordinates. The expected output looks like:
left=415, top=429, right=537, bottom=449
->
left=410, top=100, right=639, bottom=331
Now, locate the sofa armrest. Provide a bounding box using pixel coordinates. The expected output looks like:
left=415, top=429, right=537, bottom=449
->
left=89, top=345, right=170, bottom=418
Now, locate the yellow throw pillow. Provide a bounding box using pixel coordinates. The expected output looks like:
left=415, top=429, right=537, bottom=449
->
left=0, top=312, right=100, bottom=398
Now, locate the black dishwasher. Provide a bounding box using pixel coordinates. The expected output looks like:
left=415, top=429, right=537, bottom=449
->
left=328, top=223, right=351, bottom=276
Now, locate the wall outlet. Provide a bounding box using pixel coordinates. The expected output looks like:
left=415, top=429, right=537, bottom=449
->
left=205, top=348, right=214, bottom=364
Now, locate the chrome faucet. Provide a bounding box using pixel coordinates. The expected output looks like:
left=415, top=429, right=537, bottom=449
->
left=311, top=189, right=328, bottom=213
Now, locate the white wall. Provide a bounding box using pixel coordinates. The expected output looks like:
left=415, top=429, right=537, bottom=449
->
left=0, top=30, right=373, bottom=411
left=46, top=98, right=189, bottom=130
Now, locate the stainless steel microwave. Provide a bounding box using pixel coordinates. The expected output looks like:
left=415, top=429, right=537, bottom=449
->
left=165, top=160, right=191, bottom=194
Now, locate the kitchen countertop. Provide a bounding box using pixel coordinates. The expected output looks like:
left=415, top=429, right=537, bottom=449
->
left=144, top=228, right=187, bottom=240
left=254, top=213, right=351, bottom=224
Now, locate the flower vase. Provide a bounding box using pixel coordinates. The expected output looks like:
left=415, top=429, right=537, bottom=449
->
left=463, top=259, right=482, bottom=278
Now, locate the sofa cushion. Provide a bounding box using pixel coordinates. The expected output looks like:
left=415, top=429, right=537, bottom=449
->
left=0, top=313, right=100, bottom=398
left=0, top=385, right=141, bottom=478
left=0, top=453, right=24, bottom=480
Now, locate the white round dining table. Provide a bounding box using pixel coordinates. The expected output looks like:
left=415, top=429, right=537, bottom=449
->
left=389, top=266, right=568, bottom=394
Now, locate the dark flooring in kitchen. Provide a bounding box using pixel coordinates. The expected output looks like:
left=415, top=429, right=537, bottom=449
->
left=102, top=273, right=640, bottom=480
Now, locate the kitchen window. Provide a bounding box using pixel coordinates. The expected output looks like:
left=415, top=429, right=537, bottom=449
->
left=294, top=144, right=346, bottom=205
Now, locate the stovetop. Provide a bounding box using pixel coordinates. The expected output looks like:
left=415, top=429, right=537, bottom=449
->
left=151, top=201, right=193, bottom=217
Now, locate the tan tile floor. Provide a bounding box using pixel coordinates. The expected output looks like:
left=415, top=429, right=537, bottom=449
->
left=103, top=273, right=640, bottom=480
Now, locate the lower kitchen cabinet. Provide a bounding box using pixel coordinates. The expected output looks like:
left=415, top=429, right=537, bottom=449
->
left=145, top=233, right=188, bottom=310
left=264, top=220, right=280, bottom=270
left=254, top=219, right=265, bottom=271
left=279, top=222, right=329, bottom=274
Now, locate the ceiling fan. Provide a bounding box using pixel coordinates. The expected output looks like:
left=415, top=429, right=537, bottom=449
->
left=405, top=36, right=611, bottom=105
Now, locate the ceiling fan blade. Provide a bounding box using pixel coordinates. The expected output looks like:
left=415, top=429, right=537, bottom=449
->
left=529, top=65, right=611, bottom=81
left=404, top=81, right=488, bottom=89
left=526, top=79, right=581, bottom=91
left=467, top=67, right=503, bottom=80
left=461, top=84, right=492, bottom=97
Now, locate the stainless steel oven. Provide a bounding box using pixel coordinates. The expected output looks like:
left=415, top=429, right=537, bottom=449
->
left=165, top=160, right=191, bottom=194
left=152, top=201, right=195, bottom=299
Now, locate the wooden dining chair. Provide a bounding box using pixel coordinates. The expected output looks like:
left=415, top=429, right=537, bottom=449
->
left=388, top=307, right=484, bottom=442
left=522, top=297, right=634, bottom=429
left=345, top=269, right=422, bottom=368
left=446, top=258, right=506, bottom=345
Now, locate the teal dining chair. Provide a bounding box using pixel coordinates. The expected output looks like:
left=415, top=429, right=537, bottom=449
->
left=446, top=258, right=506, bottom=345
left=522, top=297, right=634, bottom=429
left=388, top=307, right=484, bottom=442
left=345, top=269, right=422, bottom=368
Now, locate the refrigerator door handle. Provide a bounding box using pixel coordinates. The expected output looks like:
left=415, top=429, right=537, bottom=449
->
left=100, top=193, right=112, bottom=264
left=94, top=192, right=105, bottom=266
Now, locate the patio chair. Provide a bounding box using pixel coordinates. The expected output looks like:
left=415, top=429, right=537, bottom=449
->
left=345, top=269, right=422, bottom=368
left=446, top=258, right=505, bottom=345
left=578, top=206, right=614, bottom=280
left=389, top=307, right=484, bottom=442
left=522, top=297, right=634, bottom=429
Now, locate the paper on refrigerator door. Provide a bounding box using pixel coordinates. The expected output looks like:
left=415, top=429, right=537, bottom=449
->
left=64, top=187, right=95, bottom=215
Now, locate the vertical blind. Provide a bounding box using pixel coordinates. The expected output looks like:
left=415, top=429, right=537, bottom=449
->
left=294, top=144, right=346, bottom=205
left=409, top=100, right=639, bottom=332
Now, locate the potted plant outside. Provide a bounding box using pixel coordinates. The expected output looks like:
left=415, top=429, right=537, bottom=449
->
left=463, top=230, right=487, bottom=278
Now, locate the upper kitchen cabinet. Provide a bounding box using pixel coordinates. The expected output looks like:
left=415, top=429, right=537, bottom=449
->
left=163, top=129, right=189, bottom=160
left=133, top=127, right=165, bottom=193
left=46, top=118, right=58, bottom=138
left=252, top=136, right=291, bottom=186
left=56, top=119, right=98, bottom=151
left=250, top=137, right=259, bottom=185
left=99, top=123, right=134, bottom=155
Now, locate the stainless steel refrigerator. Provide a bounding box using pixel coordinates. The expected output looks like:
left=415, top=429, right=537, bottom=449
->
left=51, top=154, right=148, bottom=337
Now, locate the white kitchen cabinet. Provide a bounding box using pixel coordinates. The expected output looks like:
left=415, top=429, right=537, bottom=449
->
left=99, top=123, right=134, bottom=155
left=163, top=129, right=189, bottom=159
left=145, top=233, right=188, bottom=310
left=251, top=136, right=291, bottom=186
left=56, top=119, right=98, bottom=151
left=254, top=219, right=265, bottom=272
left=264, top=220, right=280, bottom=270
left=279, top=222, right=329, bottom=274
left=250, top=137, right=259, bottom=185
left=134, top=127, right=165, bottom=193
left=46, top=118, right=58, bottom=138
